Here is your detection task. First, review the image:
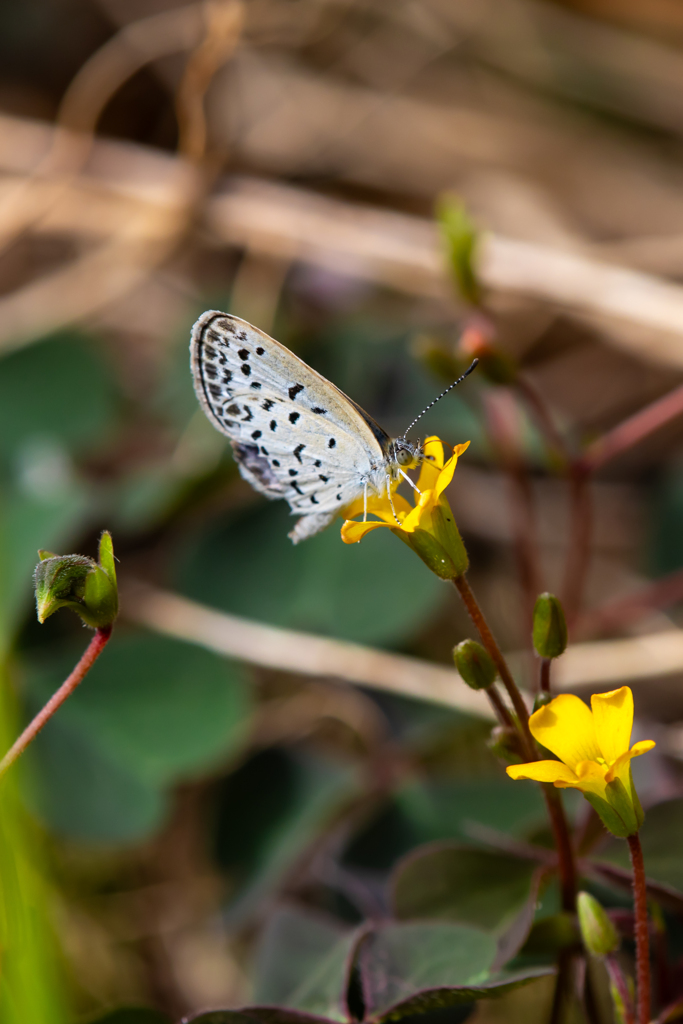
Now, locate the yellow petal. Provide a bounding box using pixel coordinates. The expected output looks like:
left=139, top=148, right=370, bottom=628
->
left=604, top=740, right=656, bottom=786
left=591, top=687, right=633, bottom=764
left=435, top=441, right=470, bottom=499
left=402, top=489, right=436, bottom=533
left=343, top=492, right=412, bottom=523
left=506, top=760, right=579, bottom=786
left=341, top=520, right=390, bottom=544
left=529, top=694, right=601, bottom=770
left=574, top=760, right=609, bottom=799
left=416, top=437, right=444, bottom=492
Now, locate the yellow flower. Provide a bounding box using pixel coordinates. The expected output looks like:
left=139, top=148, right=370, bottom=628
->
left=507, top=687, right=655, bottom=837
left=341, top=437, right=470, bottom=579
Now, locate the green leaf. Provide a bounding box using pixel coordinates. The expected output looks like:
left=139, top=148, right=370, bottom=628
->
left=358, top=922, right=552, bottom=1021
left=29, top=713, right=167, bottom=843
left=0, top=332, right=119, bottom=460
left=254, top=907, right=357, bottom=1021
left=396, top=777, right=547, bottom=844
left=391, top=843, right=536, bottom=935
left=26, top=632, right=252, bottom=788
left=177, top=501, right=444, bottom=647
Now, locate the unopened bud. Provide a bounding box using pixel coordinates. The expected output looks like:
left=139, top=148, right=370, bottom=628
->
left=453, top=639, right=497, bottom=690
left=437, top=196, right=481, bottom=307
left=533, top=691, right=554, bottom=713
left=34, top=531, right=118, bottom=629
left=487, top=724, right=521, bottom=762
left=532, top=593, right=568, bottom=659
left=577, top=891, right=620, bottom=957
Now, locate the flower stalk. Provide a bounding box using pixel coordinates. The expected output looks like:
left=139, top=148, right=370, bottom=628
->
left=0, top=625, right=112, bottom=780
left=628, top=832, right=651, bottom=1024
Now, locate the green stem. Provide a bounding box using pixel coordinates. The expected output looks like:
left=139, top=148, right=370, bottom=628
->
left=628, top=833, right=651, bottom=1024
left=0, top=625, right=112, bottom=779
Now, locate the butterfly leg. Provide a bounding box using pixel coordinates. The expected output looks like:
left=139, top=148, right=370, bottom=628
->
left=397, top=467, right=422, bottom=495
left=385, top=473, right=402, bottom=526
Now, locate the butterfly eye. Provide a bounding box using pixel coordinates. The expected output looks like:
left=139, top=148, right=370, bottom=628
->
left=396, top=448, right=413, bottom=467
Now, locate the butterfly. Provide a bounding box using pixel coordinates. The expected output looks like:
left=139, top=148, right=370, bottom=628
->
left=190, top=311, right=477, bottom=543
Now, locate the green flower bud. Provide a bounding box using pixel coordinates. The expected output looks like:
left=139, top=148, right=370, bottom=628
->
left=453, top=639, right=497, bottom=690
left=34, top=531, right=118, bottom=629
left=487, top=724, right=522, bottom=762
left=577, top=892, right=620, bottom=957
left=436, top=196, right=481, bottom=307
left=533, top=690, right=554, bottom=713
left=532, top=592, right=568, bottom=659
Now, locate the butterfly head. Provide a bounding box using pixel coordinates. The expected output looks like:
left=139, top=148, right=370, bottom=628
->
left=389, top=437, right=424, bottom=472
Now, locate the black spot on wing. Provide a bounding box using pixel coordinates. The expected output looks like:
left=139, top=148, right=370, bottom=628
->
left=262, top=399, right=275, bottom=411
left=314, top=460, right=321, bottom=468
left=288, top=469, right=298, bottom=477
left=238, top=348, right=249, bottom=360
left=294, top=444, right=305, bottom=463
left=319, top=475, right=329, bottom=483
left=289, top=383, right=304, bottom=400
left=289, top=412, right=300, bottom=424
left=312, top=407, right=327, bottom=415
left=256, top=346, right=265, bottom=355
left=227, top=403, right=240, bottom=414
left=241, top=407, right=253, bottom=423
left=250, top=381, right=262, bottom=390
left=251, top=430, right=262, bottom=440
left=241, top=364, right=251, bottom=377
left=273, top=459, right=280, bottom=467
left=292, top=481, right=304, bottom=496
left=204, top=345, right=217, bottom=359
left=270, top=420, right=277, bottom=431
left=310, top=495, right=319, bottom=504
left=328, top=438, right=336, bottom=448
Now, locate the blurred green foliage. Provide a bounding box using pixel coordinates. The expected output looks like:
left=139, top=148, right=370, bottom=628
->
left=25, top=632, right=252, bottom=842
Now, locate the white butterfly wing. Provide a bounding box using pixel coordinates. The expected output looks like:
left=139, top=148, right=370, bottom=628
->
left=190, top=311, right=390, bottom=540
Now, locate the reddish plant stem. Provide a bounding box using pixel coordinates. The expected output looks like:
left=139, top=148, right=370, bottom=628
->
left=584, top=383, right=683, bottom=472
left=577, top=564, right=683, bottom=640
left=507, top=467, right=543, bottom=632
left=628, top=833, right=652, bottom=1024
left=540, top=657, right=552, bottom=693
left=605, top=954, right=636, bottom=1024
left=0, top=626, right=112, bottom=779
left=453, top=574, right=536, bottom=760
left=561, top=464, right=593, bottom=631
left=543, top=784, right=577, bottom=912
left=549, top=950, right=573, bottom=1024
left=516, top=375, right=572, bottom=465
left=485, top=684, right=517, bottom=732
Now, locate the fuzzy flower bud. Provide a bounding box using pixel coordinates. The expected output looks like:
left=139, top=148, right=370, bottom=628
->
left=577, top=891, right=620, bottom=957
left=34, top=531, right=118, bottom=629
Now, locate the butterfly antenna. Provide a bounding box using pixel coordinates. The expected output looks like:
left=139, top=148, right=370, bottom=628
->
left=402, top=358, right=479, bottom=438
